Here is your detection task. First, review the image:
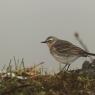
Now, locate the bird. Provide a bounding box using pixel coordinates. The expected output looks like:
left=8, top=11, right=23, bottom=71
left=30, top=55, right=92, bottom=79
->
left=41, top=36, right=95, bottom=71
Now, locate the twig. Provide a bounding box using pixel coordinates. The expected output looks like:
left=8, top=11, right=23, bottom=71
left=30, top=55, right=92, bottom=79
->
left=21, top=58, right=25, bottom=72
left=1, top=64, right=6, bottom=73
left=74, top=32, right=93, bottom=61
left=13, top=56, right=18, bottom=71
left=6, top=59, right=12, bottom=77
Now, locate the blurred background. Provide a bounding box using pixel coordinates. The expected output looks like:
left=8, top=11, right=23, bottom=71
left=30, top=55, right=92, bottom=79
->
left=0, top=0, right=95, bottom=72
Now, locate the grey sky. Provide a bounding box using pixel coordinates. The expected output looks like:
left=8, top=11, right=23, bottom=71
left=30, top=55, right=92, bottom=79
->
left=0, top=0, right=95, bottom=72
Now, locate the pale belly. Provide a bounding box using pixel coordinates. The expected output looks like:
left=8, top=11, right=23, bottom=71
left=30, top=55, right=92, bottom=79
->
left=52, top=53, right=79, bottom=64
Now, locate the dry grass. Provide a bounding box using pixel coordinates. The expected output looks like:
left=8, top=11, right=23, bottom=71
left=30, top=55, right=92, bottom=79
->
left=0, top=59, right=95, bottom=95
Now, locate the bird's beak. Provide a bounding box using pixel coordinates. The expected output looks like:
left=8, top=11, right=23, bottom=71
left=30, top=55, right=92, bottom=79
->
left=41, top=40, right=47, bottom=43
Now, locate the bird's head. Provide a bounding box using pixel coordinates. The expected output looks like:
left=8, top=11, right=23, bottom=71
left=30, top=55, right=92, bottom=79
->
left=41, top=36, right=58, bottom=47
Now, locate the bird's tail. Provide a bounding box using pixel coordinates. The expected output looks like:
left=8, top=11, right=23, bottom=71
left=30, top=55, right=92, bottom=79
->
left=85, top=52, right=95, bottom=56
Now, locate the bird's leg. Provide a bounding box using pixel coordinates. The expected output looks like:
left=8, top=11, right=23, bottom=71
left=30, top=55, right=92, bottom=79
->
left=61, top=64, right=68, bottom=71
left=66, top=64, right=70, bottom=71
left=57, top=64, right=68, bottom=74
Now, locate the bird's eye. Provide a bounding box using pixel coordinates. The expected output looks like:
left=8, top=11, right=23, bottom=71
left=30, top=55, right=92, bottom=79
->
left=48, top=39, right=53, bottom=42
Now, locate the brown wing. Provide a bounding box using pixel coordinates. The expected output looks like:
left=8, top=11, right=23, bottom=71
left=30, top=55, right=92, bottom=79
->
left=53, top=40, right=87, bottom=56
